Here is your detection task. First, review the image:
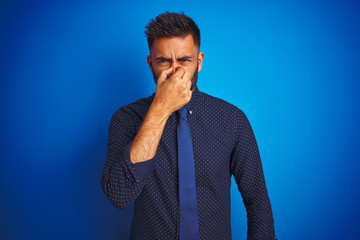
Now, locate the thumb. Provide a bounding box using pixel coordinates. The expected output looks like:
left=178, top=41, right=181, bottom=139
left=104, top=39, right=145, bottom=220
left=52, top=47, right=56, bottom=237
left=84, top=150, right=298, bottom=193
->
left=157, top=67, right=173, bottom=84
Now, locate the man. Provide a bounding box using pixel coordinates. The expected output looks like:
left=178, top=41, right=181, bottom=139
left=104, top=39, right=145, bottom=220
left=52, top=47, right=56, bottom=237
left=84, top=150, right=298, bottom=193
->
left=101, top=12, right=275, bottom=240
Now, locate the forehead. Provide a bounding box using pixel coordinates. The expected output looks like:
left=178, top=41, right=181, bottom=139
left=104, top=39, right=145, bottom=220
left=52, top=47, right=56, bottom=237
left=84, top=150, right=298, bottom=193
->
left=150, top=35, right=198, bottom=57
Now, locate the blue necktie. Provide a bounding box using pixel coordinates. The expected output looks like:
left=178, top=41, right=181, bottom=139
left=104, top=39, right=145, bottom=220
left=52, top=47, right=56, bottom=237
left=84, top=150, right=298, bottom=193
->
left=177, top=107, right=200, bottom=240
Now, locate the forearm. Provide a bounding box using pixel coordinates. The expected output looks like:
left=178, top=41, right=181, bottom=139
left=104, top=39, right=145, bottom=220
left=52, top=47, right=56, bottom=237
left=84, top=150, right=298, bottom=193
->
left=245, top=188, right=275, bottom=240
left=231, top=110, right=275, bottom=239
left=101, top=142, right=157, bottom=209
left=130, top=101, right=170, bottom=164
left=101, top=110, right=157, bottom=209
left=101, top=153, right=140, bottom=209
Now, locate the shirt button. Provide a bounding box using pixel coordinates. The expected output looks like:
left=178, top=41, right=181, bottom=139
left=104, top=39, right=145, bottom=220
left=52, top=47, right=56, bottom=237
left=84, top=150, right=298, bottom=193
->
left=189, top=110, right=193, bottom=115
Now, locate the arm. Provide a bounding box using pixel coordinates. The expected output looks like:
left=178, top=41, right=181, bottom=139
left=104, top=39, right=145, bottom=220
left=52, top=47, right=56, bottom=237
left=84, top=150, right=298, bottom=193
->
left=130, top=67, right=193, bottom=164
left=100, top=67, right=193, bottom=209
left=230, top=110, right=275, bottom=240
left=100, top=110, right=155, bottom=209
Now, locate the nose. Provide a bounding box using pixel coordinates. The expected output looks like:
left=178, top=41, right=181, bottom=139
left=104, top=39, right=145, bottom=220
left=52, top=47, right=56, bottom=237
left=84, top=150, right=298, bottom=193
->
left=170, top=60, right=180, bottom=74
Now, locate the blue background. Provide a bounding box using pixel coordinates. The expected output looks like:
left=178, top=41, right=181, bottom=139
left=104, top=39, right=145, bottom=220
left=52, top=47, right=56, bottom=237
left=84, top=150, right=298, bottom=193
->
left=1, top=0, right=359, bottom=239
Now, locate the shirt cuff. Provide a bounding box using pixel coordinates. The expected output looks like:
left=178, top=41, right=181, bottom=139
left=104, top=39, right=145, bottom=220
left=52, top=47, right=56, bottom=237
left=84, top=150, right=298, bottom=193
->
left=124, top=142, right=156, bottom=182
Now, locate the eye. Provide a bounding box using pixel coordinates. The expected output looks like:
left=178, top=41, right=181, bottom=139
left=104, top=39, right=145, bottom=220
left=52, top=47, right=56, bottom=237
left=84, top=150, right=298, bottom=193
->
left=179, top=58, right=190, bottom=62
left=158, top=58, right=170, bottom=64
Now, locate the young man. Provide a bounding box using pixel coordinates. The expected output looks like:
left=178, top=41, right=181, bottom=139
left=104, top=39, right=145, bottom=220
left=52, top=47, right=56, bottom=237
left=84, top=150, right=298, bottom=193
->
left=101, top=12, right=275, bottom=240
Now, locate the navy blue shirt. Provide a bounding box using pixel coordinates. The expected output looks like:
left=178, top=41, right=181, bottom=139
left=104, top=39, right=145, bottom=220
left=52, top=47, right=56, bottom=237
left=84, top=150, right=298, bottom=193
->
left=100, top=88, right=275, bottom=239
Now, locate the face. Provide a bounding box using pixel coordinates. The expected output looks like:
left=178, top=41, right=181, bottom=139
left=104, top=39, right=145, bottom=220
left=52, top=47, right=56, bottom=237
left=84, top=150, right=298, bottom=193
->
left=147, top=34, right=204, bottom=90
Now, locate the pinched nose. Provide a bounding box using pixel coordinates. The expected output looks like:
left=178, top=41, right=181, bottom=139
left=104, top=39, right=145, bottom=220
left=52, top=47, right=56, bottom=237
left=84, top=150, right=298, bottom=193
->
left=171, top=62, right=180, bottom=74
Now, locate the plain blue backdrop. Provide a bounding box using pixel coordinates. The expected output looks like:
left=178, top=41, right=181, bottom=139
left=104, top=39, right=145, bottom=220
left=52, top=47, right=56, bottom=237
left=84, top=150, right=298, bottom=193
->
left=1, top=0, right=359, bottom=239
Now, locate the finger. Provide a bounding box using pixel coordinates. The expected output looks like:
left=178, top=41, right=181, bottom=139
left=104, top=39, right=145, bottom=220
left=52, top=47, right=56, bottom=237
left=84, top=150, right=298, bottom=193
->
left=185, top=77, right=192, bottom=91
left=182, top=71, right=191, bottom=82
left=157, top=67, right=173, bottom=84
left=182, top=71, right=193, bottom=89
left=188, top=86, right=193, bottom=99
left=171, top=67, right=185, bottom=80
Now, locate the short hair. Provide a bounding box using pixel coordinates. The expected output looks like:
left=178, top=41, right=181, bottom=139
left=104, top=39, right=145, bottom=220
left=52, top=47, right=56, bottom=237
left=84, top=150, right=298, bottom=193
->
left=145, top=12, right=201, bottom=51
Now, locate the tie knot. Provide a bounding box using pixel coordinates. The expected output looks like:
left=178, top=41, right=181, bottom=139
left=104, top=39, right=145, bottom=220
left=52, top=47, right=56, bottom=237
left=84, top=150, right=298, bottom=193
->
left=178, top=107, right=188, bottom=119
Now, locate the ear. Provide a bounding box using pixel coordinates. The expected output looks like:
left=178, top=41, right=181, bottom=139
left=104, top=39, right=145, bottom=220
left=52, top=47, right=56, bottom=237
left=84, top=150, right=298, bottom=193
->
left=147, top=55, right=154, bottom=74
left=197, top=52, right=205, bottom=72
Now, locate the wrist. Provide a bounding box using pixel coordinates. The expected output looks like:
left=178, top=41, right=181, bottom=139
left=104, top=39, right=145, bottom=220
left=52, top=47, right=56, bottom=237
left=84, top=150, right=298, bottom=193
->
left=149, top=99, right=171, bottom=120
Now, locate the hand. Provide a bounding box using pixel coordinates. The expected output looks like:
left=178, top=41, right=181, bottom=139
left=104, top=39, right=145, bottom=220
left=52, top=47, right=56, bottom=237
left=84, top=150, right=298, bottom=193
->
left=152, top=67, right=193, bottom=116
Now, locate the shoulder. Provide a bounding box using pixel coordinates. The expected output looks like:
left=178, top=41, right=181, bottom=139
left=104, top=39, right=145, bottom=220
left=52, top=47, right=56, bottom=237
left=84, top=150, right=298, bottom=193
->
left=108, top=94, right=154, bottom=133
left=107, top=95, right=153, bottom=136
left=112, top=94, right=154, bottom=120
left=198, top=90, right=246, bottom=119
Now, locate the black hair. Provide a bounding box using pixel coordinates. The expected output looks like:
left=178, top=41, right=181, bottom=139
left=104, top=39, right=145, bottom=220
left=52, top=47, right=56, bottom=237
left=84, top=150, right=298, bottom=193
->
left=145, top=12, right=200, bottom=50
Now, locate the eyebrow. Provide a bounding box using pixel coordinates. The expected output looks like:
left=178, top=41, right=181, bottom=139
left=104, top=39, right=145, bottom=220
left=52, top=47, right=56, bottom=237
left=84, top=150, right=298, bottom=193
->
left=178, top=56, right=192, bottom=61
left=156, top=57, right=170, bottom=61
left=156, top=56, right=192, bottom=61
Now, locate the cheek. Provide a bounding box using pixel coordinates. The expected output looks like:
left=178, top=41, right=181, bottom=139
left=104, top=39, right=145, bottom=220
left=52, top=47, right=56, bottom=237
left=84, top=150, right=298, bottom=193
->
left=182, top=62, right=197, bottom=73
left=151, top=63, right=164, bottom=75
left=153, top=63, right=170, bottom=72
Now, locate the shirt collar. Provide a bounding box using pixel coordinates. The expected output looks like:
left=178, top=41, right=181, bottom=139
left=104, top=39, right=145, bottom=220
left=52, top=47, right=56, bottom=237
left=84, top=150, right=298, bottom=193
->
left=151, top=86, right=201, bottom=116
left=184, top=86, right=200, bottom=111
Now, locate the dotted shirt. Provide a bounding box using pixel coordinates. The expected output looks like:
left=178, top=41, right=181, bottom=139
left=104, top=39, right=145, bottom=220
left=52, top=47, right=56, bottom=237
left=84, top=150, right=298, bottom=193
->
left=100, top=88, right=275, bottom=240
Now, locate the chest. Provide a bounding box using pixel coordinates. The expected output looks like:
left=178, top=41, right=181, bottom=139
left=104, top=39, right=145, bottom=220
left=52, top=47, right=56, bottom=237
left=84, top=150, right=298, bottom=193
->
left=155, top=114, right=234, bottom=183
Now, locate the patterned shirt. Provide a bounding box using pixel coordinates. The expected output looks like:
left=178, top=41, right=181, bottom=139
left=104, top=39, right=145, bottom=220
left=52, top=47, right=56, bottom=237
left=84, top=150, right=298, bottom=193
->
left=100, top=87, right=275, bottom=239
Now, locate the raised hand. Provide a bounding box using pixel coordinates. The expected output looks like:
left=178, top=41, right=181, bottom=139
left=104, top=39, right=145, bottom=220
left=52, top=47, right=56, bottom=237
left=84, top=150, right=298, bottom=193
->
left=153, top=67, right=193, bottom=117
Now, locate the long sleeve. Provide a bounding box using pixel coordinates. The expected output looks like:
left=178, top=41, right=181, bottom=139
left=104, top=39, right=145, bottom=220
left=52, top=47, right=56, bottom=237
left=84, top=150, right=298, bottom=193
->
left=101, top=90, right=275, bottom=239
left=100, top=109, right=156, bottom=209
left=230, top=110, right=275, bottom=240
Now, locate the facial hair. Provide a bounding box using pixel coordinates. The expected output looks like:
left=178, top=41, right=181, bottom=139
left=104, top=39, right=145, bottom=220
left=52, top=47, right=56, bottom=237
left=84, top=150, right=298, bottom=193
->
left=152, top=63, right=198, bottom=91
